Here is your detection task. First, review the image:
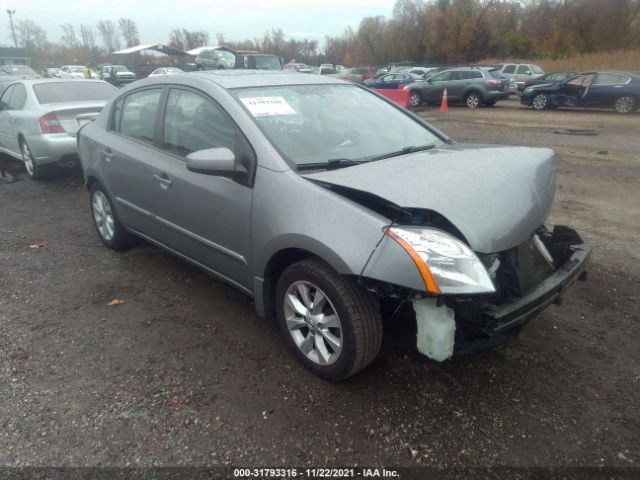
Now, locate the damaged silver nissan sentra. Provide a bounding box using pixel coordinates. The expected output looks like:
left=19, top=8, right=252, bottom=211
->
left=78, top=70, right=590, bottom=380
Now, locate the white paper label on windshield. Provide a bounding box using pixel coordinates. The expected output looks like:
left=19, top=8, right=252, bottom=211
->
left=241, top=96, right=296, bottom=117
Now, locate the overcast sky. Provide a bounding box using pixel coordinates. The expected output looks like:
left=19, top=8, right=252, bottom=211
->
left=8, top=0, right=398, bottom=45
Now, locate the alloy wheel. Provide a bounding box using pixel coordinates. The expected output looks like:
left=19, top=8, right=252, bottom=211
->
left=466, top=94, right=480, bottom=109
left=533, top=94, right=548, bottom=110
left=409, top=91, right=422, bottom=107
left=283, top=280, right=342, bottom=366
left=614, top=96, right=635, bottom=114
left=21, top=142, right=34, bottom=176
left=92, top=190, right=115, bottom=241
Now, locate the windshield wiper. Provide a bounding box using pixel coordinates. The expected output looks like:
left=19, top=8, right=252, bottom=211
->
left=369, top=144, right=437, bottom=162
left=296, top=158, right=368, bottom=171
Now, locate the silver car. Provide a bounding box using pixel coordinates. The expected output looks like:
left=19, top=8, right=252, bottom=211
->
left=0, top=79, right=118, bottom=179
left=78, top=71, right=590, bottom=380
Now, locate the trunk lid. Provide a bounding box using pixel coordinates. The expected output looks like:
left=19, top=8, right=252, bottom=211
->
left=43, top=102, right=106, bottom=136
left=302, top=144, right=556, bottom=253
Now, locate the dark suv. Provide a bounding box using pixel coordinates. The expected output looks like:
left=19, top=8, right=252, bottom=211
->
left=234, top=52, right=282, bottom=70
left=406, top=67, right=510, bottom=108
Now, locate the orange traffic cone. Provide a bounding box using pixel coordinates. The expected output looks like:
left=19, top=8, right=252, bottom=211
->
left=440, top=88, right=448, bottom=113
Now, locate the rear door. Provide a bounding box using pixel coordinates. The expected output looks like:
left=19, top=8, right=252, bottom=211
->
left=0, top=85, right=15, bottom=152
left=585, top=73, right=631, bottom=108
left=148, top=87, right=254, bottom=289
left=100, top=87, right=165, bottom=236
left=1, top=83, right=27, bottom=155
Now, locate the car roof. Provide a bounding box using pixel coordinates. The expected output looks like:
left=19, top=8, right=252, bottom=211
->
left=187, top=69, right=346, bottom=89
left=14, top=79, right=113, bottom=87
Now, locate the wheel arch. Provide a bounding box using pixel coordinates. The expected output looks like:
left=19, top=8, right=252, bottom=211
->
left=256, top=243, right=352, bottom=320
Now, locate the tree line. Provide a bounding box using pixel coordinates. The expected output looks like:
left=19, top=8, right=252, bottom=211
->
left=8, top=0, right=640, bottom=67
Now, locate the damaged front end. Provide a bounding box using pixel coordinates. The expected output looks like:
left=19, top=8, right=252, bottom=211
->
left=448, top=225, right=590, bottom=356
left=363, top=224, right=590, bottom=361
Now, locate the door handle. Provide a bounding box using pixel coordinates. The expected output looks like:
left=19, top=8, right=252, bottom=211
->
left=101, top=148, right=114, bottom=162
left=153, top=172, right=172, bottom=189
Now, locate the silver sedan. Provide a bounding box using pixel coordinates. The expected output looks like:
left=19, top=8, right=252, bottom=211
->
left=0, top=79, right=118, bottom=179
left=78, top=71, right=590, bottom=380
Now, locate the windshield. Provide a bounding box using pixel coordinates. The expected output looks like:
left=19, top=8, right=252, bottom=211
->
left=67, top=66, right=83, bottom=72
left=255, top=56, right=282, bottom=70
left=34, top=82, right=117, bottom=104
left=113, top=65, right=131, bottom=72
left=531, top=65, right=544, bottom=74
left=2, top=65, right=37, bottom=75
left=233, top=84, right=443, bottom=168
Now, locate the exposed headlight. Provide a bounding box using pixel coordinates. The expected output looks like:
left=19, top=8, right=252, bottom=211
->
left=386, top=227, right=496, bottom=295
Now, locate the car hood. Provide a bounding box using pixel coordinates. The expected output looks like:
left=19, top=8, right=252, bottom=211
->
left=302, top=144, right=556, bottom=253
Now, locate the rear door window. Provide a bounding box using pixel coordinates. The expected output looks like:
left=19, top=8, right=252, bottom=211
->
left=162, top=88, right=236, bottom=157
left=0, top=85, right=14, bottom=109
left=112, top=88, right=163, bottom=143
left=8, top=84, right=26, bottom=110
left=594, top=73, right=630, bottom=85
left=516, top=65, right=532, bottom=74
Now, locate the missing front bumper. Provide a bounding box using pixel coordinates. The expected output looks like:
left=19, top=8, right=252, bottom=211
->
left=482, top=244, right=591, bottom=333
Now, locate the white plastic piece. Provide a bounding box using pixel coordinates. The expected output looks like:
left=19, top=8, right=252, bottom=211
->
left=413, top=298, right=456, bottom=361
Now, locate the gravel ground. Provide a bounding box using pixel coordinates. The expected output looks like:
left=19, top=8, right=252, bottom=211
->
left=0, top=100, right=639, bottom=471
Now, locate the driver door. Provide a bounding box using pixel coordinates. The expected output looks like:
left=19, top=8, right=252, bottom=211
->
left=422, top=71, right=451, bottom=103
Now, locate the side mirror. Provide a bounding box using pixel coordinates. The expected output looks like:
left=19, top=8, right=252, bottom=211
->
left=186, top=147, right=247, bottom=178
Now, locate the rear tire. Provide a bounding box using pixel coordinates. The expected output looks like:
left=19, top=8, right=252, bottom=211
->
left=20, top=139, right=49, bottom=180
left=89, top=182, right=136, bottom=250
left=532, top=93, right=550, bottom=111
left=275, top=258, right=382, bottom=381
left=613, top=95, right=635, bottom=114
left=465, top=92, right=483, bottom=109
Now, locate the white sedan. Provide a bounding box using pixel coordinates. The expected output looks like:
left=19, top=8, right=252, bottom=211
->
left=148, top=67, right=184, bottom=77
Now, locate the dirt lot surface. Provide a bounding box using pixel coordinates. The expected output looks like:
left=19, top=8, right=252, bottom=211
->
left=1, top=99, right=639, bottom=471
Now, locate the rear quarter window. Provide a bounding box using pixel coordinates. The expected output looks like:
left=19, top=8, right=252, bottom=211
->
left=502, top=65, right=516, bottom=74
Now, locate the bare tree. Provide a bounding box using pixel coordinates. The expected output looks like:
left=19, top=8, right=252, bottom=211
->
left=60, top=23, right=79, bottom=47
left=118, top=18, right=139, bottom=48
left=17, top=19, right=48, bottom=51
left=79, top=24, right=96, bottom=51
left=97, top=19, right=120, bottom=52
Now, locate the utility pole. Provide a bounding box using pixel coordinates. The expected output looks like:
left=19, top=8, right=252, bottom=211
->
left=6, top=9, right=18, bottom=48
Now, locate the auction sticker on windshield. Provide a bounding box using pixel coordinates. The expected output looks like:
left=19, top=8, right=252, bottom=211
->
left=241, top=96, right=297, bottom=117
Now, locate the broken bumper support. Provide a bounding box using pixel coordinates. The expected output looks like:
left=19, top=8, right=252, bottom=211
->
left=483, top=244, right=591, bottom=333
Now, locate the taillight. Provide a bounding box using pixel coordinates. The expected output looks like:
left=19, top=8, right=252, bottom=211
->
left=486, top=79, right=501, bottom=88
left=39, top=113, right=64, bottom=134
left=524, top=80, right=530, bottom=87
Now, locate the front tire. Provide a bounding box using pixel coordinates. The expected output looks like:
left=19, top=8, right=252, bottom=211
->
left=20, top=140, right=49, bottom=180
left=614, top=95, right=635, bottom=114
left=275, top=258, right=382, bottom=381
left=89, top=182, right=135, bottom=250
left=532, top=93, right=550, bottom=111
left=409, top=90, right=422, bottom=108
left=465, top=92, right=483, bottom=109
